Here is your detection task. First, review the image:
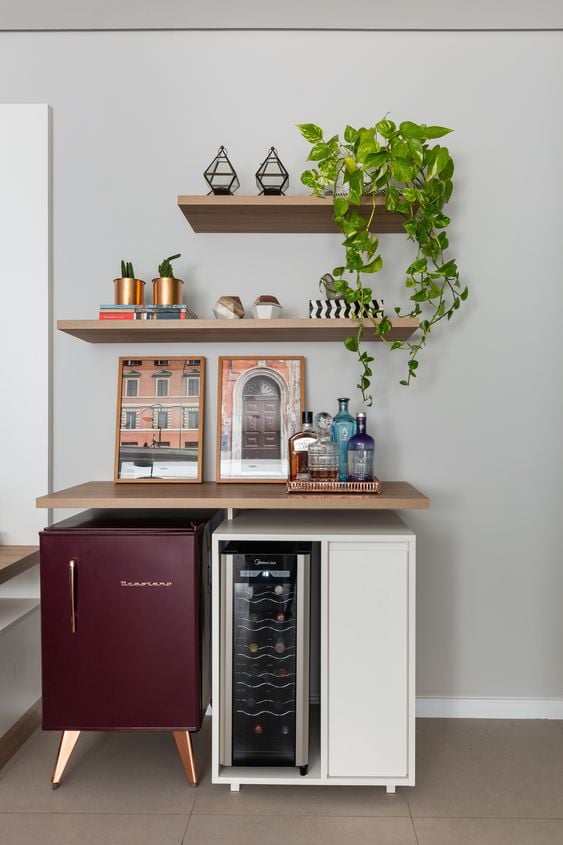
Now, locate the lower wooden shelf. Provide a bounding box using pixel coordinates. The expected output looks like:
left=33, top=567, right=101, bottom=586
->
left=0, top=599, right=40, bottom=635
left=0, top=547, right=39, bottom=587
left=35, top=480, right=430, bottom=511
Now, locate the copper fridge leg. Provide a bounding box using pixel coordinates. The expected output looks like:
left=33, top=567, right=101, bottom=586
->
left=172, top=731, right=197, bottom=786
left=51, top=730, right=81, bottom=789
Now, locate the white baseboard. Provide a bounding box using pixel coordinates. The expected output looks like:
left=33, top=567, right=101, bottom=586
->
left=416, top=697, right=563, bottom=719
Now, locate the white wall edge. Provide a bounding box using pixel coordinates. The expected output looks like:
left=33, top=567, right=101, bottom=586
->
left=416, top=697, right=563, bottom=719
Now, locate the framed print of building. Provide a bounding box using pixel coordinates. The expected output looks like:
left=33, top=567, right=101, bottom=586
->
left=114, top=356, right=205, bottom=482
left=217, top=356, right=304, bottom=483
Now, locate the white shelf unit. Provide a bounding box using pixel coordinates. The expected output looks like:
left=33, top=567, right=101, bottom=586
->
left=211, top=509, right=416, bottom=791
left=0, top=548, right=41, bottom=747
left=0, top=599, right=40, bottom=634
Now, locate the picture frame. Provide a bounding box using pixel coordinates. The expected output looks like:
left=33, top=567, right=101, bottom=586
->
left=114, top=356, right=205, bottom=483
left=217, top=356, right=304, bottom=483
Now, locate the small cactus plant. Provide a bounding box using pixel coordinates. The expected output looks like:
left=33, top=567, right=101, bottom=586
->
left=120, top=260, right=136, bottom=279
left=158, top=254, right=181, bottom=278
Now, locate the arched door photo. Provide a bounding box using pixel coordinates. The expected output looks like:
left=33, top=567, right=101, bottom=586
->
left=217, top=356, right=304, bottom=482
left=241, top=376, right=281, bottom=460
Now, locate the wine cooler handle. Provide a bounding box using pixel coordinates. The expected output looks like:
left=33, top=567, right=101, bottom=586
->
left=69, top=559, right=77, bottom=634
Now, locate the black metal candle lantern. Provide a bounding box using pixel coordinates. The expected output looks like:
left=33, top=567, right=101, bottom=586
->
left=204, top=146, right=240, bottom=195
left=255, top=147, right=289, bottom=195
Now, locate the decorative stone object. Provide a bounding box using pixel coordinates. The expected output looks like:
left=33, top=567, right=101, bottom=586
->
left=250, top=295, right=283, bottom=319
left=319, top=273, right=343, bottom=300
left=213, top=296, right=245, bottom=320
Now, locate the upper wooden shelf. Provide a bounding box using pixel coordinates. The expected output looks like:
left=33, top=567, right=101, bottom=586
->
left=0, top=546, right=39, bottom=586
left=177, top=195, right=405, bottom=234
left=36, top=481, right=429, bottom=511
left=57, top=318, right=419, bottom=344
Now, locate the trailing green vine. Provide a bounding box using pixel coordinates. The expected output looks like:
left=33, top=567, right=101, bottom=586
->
left=297, top=118, right=468, bottom=405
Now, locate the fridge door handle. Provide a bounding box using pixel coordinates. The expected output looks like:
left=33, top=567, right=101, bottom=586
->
left=69, top=559, right=77, bottom=633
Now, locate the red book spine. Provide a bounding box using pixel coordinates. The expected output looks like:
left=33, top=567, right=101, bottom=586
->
left=98, top=312, right=135, bottom=320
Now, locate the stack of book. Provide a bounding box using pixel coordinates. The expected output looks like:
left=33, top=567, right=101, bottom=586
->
left=99, top=304, right=198, bottom=320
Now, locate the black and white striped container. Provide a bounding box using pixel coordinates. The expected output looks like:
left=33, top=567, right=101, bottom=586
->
left=308, top=299, right=383, bottom=318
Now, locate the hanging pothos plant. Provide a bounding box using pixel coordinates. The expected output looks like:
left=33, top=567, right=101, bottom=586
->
left=297, top=118, right=468, bottom=405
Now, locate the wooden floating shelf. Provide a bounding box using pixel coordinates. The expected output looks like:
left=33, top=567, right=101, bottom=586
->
left=57, top=318, right=419, bottom=344
left=177, top=195, right=405, bottom=234
left=36, top=481, right=430, bottom=511
left=0, top=547, right=39, bottom=587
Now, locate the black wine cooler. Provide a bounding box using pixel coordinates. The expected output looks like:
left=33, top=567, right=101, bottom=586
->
left=220, top=542, right=310, bottom=773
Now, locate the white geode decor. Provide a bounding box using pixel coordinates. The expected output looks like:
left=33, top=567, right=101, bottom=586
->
left=250, top=295, right=282, bottom=319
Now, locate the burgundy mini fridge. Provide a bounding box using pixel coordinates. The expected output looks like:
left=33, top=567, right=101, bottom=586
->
left=39, top=508, right=220, bottom=786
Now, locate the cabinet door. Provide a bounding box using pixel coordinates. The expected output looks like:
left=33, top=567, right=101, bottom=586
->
left=327, top=542, right=411, bottom=778
left=39, top=531, right=202, bottom=731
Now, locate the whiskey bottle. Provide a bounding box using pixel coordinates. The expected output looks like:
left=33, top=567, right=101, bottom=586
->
left=288, top=411, right=318, bottom=480
left=347, top=412, right=375, bottom=482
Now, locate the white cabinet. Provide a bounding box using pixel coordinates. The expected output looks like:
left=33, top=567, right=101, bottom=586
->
left=211, top=510, right=415, bottom=790
left=327, top=542, right=413, bottom=781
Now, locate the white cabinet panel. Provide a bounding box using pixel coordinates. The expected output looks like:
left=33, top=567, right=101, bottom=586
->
left=327, top=542, right=410, bottom=778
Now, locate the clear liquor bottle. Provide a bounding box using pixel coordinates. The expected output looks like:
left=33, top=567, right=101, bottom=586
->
left=347, top=412, right=375, bottom=482
left=331, top=398, right=356, bottom=481
left=288, top=411, right=318, bottom=481
left=308, top=412, right=339, bottom=481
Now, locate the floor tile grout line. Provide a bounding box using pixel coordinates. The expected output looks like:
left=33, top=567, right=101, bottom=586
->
left=0, top=810, right=562, bottom=821
left=189, top=812, right=412, bottom=818
left=0, top=810, right=561, bottom=820
left=189, top=810, right=411, bottom=817
left=407, top=795, right=421, bottom=845
left=406, top=815, right=563, bottom=821
left=0, top=811, right=196, bottom=817
left=180, top=813, right=192, bottom=844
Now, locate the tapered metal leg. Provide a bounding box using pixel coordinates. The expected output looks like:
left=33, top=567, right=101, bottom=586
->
left=172, top=731, right=197, bottom=786
left=51, top=730, right=81, bottom=788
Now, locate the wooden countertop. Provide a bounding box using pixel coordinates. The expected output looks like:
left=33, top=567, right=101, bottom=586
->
left=36, top=480, right=429, bottom=510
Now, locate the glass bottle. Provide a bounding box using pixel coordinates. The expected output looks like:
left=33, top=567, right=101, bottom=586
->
left=308, top=412, right=339, bottom=481
left=331, top=398, right=356, bottom=481
left=288, top=411, right=318, bottom=481
left=347, top=412, right=375, bottom=482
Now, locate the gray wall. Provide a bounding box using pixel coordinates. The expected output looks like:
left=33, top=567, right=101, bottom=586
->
left=1, top=29, right=561, bottom=702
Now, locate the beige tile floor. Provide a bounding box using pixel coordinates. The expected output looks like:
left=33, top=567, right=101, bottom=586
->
left=0, top=717, right=562, bottom=845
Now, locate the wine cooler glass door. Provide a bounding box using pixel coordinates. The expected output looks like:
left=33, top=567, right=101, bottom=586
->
left=220, top=546, right=309, bottom=768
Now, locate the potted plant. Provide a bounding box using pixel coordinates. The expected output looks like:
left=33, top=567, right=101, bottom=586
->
left=297, top=118, right=468, bottom=404
left=152, top=254, right=183, bottom=305
left=114, top=260, right=145, bottom=305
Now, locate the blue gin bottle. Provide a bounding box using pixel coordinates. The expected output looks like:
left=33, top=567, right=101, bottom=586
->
left=331, top=398, right=356, bottom=481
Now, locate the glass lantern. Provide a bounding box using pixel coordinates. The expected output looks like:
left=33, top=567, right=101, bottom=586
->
left=204, top=146, right=240, bottom=195
left=255, top=147, right=289, bottom=195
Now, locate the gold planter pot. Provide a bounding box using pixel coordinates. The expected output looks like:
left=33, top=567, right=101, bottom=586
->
left=152, top=277, right=183, bottom=305
left=113, top=278, right=145, bottom=305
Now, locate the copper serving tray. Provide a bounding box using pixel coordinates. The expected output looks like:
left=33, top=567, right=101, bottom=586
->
left=286, top=478, right=381, bottom=495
